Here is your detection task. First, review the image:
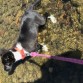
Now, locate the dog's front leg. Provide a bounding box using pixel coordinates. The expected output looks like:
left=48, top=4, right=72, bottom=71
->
left=34, top=43, right=43, bottom=52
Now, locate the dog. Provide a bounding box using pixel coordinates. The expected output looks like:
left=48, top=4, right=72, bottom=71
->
left=0, top=0, right=48, bottom=74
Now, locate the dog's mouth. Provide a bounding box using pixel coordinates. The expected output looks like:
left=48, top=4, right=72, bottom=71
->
left=4, top=65, right=13, bottom=72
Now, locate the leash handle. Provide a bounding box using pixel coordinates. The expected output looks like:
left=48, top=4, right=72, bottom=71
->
left=30, top=52, right=83, bottom=65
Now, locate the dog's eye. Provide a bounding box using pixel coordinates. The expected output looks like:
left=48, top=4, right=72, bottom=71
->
left=7, top=56, right=10, bottom=59
left=7, top=58, right=9, bottom=60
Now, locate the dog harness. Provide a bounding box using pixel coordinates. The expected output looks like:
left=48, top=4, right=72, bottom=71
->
left=14, top=47, right=27, bottom=60
left=10, top=43, right=29, bottom=61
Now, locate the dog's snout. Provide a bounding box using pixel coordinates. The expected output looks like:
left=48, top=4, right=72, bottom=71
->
left=4, top=65, right=11, bottom=71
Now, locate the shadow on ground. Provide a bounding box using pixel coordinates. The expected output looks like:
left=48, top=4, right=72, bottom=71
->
left=15, top=49, right=83, bottom=83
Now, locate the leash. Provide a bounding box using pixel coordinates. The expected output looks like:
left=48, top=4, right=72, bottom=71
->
left=13, top=44, right=83, bottom=65
left=30, top=52, right=83, bottom=65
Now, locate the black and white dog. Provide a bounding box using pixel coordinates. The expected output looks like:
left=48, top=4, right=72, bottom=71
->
left=0, top=0, right=48, bottom=73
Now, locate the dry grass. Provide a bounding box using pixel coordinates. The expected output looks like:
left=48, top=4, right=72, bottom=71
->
left=0, top=0, right=83, bottom=83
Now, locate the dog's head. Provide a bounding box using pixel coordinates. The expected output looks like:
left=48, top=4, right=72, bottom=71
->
left=0, top=49, right=15, bottom=72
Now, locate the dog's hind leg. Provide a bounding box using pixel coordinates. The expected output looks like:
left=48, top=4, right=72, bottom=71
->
left=35, top=13, right=45, bottom=26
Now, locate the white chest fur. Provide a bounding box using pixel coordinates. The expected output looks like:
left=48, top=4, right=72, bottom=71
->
left=10, top=43, right=29, bottom=62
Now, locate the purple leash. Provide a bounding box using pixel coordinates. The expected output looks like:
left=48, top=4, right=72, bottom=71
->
left=30, top=52, right=83, bottom=65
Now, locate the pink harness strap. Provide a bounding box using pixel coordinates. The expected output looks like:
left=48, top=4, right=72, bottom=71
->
left=30, top=52, right=83, bottom=65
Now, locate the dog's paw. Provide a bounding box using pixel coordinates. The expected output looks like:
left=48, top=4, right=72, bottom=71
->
left=42, top=44, right=48, bottom=52
left=48, top=15, right=57, bottom=24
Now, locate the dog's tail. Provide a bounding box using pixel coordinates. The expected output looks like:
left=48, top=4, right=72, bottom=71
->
left=26, top=0, right=41, bottom=11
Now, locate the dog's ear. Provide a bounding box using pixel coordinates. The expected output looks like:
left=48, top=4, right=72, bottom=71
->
left=0, top=49, right=7, bottom=56
left=35, top=14, right=45, bottom=26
